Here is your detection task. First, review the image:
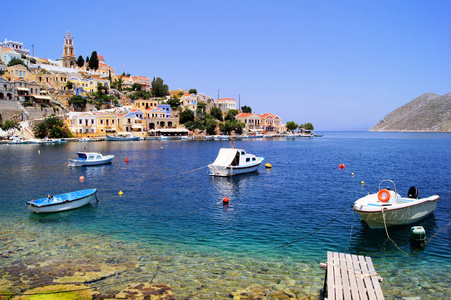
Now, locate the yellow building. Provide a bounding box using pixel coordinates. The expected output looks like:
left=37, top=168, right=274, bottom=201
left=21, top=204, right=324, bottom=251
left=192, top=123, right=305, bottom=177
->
left=3, top=64, right=28, bottom=81
left=95, top=112, right=119, bottom=134
left=29, top=72, right=69, bottom=91
left=132, top=99, right=159, bottom=110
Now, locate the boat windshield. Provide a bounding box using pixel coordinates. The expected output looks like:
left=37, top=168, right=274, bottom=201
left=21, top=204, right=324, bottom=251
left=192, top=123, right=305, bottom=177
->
left=77, top=153, right=88, bottom=159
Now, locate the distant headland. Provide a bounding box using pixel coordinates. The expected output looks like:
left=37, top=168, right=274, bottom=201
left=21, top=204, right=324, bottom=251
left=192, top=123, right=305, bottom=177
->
left=370, top=92, right=451, bottom=132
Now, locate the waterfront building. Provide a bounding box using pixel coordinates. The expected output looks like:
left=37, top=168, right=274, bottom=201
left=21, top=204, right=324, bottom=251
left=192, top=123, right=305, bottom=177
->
left=62, top=32, right=76, bottom=68
left=236, top=113, right=262, bottom=132
left=118, top=110, right=145, bottom=134
left=260, top=112, right=283, bottom=133
left=157, top=104, right=172, bottom=118
left=95, top=111, right=119, bottom=135
left=9, top=79, right=31, bottom=103
left=144, top=107, right=177, bottom=130
left=181, top=93, right=198, bottom=111
left=0, top=39, right=30, bottom=56
left=0, top=77, right=15, bottom=100
left=71, top=112, right=96, bottom=135
left=214, top=98, right=236, bottom=113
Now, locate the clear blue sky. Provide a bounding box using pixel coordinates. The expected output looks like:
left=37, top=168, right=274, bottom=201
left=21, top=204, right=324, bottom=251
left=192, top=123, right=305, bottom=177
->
left=3, top=0, right=450, bottom=130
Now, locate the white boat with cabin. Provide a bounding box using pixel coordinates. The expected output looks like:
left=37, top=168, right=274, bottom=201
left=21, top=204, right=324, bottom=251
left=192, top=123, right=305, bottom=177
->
left=208, top=147, right=264, bottom=176
left=8, top=136, right=28, bottom=144
left=353, top=180, right=439, bottom=229
left=68, top=152, right=114, bottom=167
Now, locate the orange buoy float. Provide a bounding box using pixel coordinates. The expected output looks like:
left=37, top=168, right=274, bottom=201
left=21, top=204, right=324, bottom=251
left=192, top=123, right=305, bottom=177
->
left=378, top=189, right=391, bottom=202
left=339, top=164, right=346, bottom=169
left=79, top=176, right=85, bottom=181
left=222, top=197, right=229, bottom=205
left=125, top=158, right=129, bottom=163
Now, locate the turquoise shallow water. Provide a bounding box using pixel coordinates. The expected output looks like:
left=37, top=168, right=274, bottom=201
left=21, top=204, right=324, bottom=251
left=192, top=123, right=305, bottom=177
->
left=0, top=132, right=450, bottom=298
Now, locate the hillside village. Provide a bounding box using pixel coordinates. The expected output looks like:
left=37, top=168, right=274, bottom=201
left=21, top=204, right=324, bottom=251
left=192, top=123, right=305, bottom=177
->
left=0, top=33, right=293, bottom=140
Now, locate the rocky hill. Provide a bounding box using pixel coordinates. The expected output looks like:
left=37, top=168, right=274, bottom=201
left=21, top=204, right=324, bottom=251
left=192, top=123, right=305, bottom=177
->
left=370, top=92, right=451, bottom=132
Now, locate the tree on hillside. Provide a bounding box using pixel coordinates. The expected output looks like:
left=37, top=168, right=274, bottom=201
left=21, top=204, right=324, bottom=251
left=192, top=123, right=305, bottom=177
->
left=86, top=56, right=90, bottom=66
left=1, top=120, right=20, bottom=131
left=76, top=56, right=85, bottom=68
left=88, top=51, right=99, bottom=70
left=299, top=122, right=314, bottom=130
left=131, top=83, right=142, bottom=91
left=179, top=109, right=195, bottom=124
left=7, top=57, right=27, bottom=68
left=225, top=109, right=239, bottom=122
left=151, top=77, right=169, bottom=97
left=167, top=96, right=181, bottom=110
left=205, top=116, right=218, bottom=135
left=286, top=121, right=298, bottom=131
left=32, top=116, right=69, bottom=139
left=114, top=77, right=124, bottom=91
left=68, top=95, right=87, bottom=111
left=66, top=81, right=74, bottom=90
left=189, top=89, right=197, bottom=94
left=210, top=106, right=223, bottom=121
left=241, top=105, right=252, bottom=113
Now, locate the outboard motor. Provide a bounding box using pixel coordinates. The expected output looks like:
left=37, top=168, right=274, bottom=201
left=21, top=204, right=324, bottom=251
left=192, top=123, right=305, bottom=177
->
left=408, top=186, right=419, bottom=199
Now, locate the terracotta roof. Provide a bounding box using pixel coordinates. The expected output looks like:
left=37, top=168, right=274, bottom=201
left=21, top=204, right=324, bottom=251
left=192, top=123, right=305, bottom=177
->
left=236, top=113, right=252, bottom=118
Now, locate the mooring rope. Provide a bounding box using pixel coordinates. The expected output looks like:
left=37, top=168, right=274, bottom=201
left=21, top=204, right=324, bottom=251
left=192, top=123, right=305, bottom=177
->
left=148, top=165, right=209, bottom=181
left=381, top=207, right=410, bottom=256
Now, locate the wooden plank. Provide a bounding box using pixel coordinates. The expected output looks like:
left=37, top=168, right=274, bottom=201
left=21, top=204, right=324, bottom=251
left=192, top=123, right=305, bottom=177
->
left=333, top=252, right=343, bottom=300
left=358, top=255, right=377, bottom=300
left=339, top=253, right=352, bottom=300
left=327, top=251, right=335, bottom=300
left=345, top=253, right=360, bottom=300
left=366, top=257, right=385, bottom=300
left=352, top=254, right=368, bottom=300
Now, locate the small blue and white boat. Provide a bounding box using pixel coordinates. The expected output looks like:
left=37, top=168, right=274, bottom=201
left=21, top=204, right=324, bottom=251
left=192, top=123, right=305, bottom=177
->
left=27, top=189, right=97, bottom=213
left=67, top=152, right=114, bottom=167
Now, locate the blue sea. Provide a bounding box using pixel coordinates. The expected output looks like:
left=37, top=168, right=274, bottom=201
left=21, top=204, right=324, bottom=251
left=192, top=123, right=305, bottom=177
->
left=0, top=132, right=450, bottom=299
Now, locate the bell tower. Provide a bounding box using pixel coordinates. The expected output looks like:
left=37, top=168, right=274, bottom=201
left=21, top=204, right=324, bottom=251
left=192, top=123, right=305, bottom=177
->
left=62, top=32, right=76, bottom=68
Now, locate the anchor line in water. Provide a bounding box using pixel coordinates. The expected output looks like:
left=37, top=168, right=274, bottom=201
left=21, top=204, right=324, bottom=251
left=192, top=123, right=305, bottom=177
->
left=149, top=165, right=209, bottom=181
left=258, top=205, right=354, bottom=252
left=381, top=207, right=410, bottom=257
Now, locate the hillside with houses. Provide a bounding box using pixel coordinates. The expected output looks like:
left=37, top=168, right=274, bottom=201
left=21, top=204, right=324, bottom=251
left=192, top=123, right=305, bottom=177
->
left=0, top=34, right=290, bottom=140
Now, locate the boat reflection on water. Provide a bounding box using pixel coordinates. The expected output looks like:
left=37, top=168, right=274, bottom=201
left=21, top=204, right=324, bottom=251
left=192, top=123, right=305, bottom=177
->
left=27, top=201, right=98, bottom=223
left=209, top=172, right=260, bottom=196
left=348, top=213, right=438, bottom=255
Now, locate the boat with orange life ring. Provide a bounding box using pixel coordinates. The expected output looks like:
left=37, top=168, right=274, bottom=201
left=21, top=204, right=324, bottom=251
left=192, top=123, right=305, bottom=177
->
left=353, top=179, right=439, bottom=229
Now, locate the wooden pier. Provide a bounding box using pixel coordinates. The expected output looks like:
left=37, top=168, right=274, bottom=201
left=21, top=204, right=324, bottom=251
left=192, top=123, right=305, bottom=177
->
left=320, top=251, right=385, bottom=300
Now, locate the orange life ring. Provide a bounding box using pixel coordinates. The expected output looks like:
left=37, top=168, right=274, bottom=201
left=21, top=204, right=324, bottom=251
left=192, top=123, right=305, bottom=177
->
left=378, top=189, right=391, bottom=202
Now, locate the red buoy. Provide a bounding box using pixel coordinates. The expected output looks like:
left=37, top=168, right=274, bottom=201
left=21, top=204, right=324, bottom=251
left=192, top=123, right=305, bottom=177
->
left=125, top=158, right=129, bottom=163
left=222, top=197, right=229, bottom=204
left=339, top=164, right=345, bottom=169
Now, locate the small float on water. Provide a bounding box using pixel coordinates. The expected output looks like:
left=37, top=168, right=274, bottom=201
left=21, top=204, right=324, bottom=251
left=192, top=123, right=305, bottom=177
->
left=208, top=147, right=264, bottom=177
left=27, top=189, right=97, bottom=213
left=353, top=179, right=439, bottom=229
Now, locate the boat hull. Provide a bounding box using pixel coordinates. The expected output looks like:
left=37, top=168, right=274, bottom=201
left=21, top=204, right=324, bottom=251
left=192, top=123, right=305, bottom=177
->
left=208, top=161, right=263, bottom=177
left=27, top=189, right=97, bottom=213
left=354, top=194, right=439, bottom=229
left=68, top=156, right=114, bottom=167
left=106, top=135, right=140, bottom=141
